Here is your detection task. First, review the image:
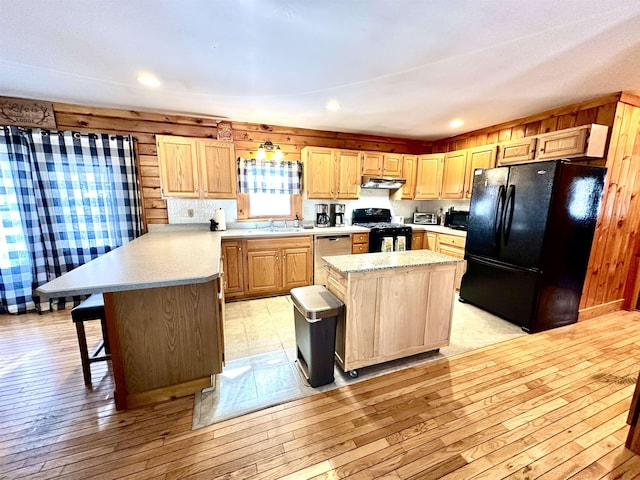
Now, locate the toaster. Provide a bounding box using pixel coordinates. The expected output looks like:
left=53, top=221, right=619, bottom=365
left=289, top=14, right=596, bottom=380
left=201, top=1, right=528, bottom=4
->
left=413, top=212, right=438, bottom=225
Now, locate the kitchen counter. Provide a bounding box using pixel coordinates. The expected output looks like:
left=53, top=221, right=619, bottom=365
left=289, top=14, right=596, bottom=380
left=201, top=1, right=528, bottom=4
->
left=37, top=230, right=222, bottom=298
left=220, top=225, right=368, bottom=239
left=324, top=250, right=465, bottom=376
left=36, top=230, right=225, bottom=411
left=323, top=249, right=462, bottom=274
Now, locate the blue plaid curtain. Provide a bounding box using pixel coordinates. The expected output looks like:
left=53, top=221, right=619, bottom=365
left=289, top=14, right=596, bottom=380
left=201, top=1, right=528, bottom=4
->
left=237, top=157, right=302, bottom=194
left=0, top=127, right=142, bottom=313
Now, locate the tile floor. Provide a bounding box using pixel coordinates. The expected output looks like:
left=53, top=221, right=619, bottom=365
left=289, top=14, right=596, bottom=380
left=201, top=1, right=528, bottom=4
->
left=224, top=295, right=296, bottom=361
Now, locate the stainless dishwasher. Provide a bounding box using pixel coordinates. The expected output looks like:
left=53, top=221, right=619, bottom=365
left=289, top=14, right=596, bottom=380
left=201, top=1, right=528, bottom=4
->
left=314, top=234, right=352, bottom=286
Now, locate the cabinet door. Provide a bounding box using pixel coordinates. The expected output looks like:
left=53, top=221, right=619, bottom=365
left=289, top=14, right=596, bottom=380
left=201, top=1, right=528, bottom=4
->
left=425, top=232, right=438, bottom=251
left=536, top=126, right=588, bottom=160
left=361, top=152, right=383, bottom=175
left=497, top=137, right=537, bottom=166
left=156, top=135, right=200, bottom=198
left=464, top=145, right=497, bottom=199
left=411, top=232, right=425, bottom=250
left=441, top=150, right=468, bottom=199
left=401, top=154, right=417, bottom=199
left=221, top=240, right=244, bottom=297
left=414, top=154, right=443, bottom=199
left=246, top=249, right=280, bottom=295
left=382, top=154, right=402, bottom=177
left=282, top=246, right=312, bottom=290
left=335, top=150, right=361, bottom=199
left=305, top=147, right=335, bottom=199
left=199, top=140, right=237, bottom=199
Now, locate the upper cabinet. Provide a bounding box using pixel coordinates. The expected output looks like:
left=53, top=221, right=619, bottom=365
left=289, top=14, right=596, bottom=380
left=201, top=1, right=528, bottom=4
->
left=497, top=137, right=537, bottom=166
left=400, top=154, right=418, bottom=199
left=440, top=150, right=468, bottom=199
left=497, top=124, right=608, bottom=166
left=415, top=154, right=443, bottom=200
left=464, top=145, right=498, bottom=198
left=156, top=135, right=236, bottom=199
left=302, top=147, right=361, bottom=200
left=535, top=124, right=608, bottom=161
left=362, top=152, right=403, bottom=177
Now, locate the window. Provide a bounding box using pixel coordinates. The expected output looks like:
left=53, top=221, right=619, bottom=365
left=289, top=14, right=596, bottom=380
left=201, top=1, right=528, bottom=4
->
left=248, top=193, right=291, bottom=217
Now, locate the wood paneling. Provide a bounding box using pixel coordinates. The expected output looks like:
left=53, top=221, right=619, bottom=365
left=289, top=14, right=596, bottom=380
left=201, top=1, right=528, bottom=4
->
left=31, top=100, right=429, bottom=224
left=2, top=307, right=640, bottom=478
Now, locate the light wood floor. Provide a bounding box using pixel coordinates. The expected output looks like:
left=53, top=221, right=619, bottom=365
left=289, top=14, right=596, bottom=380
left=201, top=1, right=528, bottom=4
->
left=2, top=308, right=640, bottom=479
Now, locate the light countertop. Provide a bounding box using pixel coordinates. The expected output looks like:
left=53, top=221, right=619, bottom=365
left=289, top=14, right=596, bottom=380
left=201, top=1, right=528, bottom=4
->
left=36, top=230, right=222, bottom=298
left=323, top=249, right=464, bottom=274
left=220, top=225, right=369, bottom=238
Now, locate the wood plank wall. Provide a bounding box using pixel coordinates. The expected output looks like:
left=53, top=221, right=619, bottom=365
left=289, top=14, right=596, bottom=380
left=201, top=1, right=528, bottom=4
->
left=433, top=93, right=640, bottom=318
left=47, top=101, right=431, bottom=224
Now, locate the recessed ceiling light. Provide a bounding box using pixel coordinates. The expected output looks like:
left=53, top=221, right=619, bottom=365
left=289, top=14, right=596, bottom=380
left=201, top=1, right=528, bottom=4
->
left=325, top=100, right=341, bottom=111
left=449, top=119, right=464, bottom=128
left=137, top=74, right=161, bottom=87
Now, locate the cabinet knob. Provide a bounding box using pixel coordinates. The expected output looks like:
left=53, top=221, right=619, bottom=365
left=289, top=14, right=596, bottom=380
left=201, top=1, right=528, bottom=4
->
left=238, top=247, right=242, bottom=251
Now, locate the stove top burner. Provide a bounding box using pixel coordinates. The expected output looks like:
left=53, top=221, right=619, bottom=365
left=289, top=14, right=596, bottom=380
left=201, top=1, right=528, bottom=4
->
left=354, top=222, right=407, bottom=229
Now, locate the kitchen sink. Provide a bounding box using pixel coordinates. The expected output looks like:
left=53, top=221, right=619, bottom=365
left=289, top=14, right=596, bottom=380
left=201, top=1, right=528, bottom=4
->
left=246, top=227, right=305, bottom=234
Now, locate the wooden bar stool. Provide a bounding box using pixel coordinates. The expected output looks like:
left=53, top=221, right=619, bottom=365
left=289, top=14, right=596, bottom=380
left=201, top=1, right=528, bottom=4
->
left=71, top=293, right=111, bottom=386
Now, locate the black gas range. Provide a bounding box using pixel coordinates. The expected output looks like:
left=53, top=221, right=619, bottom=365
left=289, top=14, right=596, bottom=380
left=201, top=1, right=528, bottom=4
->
left=352, top=208, right=412, bottom=252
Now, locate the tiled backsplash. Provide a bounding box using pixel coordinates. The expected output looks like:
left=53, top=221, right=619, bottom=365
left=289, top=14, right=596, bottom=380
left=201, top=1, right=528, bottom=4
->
left=167, top=191, right=470, bottom=227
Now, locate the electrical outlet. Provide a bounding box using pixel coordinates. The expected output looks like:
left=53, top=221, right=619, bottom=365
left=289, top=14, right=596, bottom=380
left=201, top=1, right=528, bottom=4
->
left=187, top=208, right=194, bottom=218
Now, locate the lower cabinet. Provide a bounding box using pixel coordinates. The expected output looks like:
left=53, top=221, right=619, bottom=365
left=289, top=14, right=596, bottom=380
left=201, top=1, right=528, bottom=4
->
left=352, top=232, right=369, bottom=254
left=411, top=231, right=425, bottom=250
left=222, top=236, right=312, bottom=300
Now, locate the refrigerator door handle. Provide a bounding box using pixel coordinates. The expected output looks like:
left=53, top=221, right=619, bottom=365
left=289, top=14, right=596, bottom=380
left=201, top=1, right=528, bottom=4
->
left=502, top=184, right=516, bottom=245
left=494, top=185, right=506, bottom=245
left=467, top=254, right=541, bottom=273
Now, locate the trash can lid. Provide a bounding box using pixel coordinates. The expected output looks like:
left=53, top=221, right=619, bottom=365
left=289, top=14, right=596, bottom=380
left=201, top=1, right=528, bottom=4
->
left=290, top=285, right=344, bottom=320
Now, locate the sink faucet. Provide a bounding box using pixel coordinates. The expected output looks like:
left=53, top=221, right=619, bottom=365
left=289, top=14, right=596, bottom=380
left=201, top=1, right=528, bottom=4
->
left=268, top=218, right=274, bottom=230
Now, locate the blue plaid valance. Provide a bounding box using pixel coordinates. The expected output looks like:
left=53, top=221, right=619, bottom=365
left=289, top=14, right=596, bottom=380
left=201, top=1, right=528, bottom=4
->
left=237, top=157, right=302, bottom=195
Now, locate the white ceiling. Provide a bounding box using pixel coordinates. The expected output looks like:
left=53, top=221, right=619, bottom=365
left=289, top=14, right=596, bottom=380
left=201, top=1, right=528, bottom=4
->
left=2, top=1, right=640, bottom=140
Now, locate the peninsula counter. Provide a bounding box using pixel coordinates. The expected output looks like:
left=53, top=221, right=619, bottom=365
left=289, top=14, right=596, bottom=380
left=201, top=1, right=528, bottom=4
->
left=37, top=231, right=224, bottom=410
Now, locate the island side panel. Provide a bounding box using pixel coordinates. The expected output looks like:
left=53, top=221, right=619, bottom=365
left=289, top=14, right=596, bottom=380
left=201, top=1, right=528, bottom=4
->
left=112, top=280, right=222, bottom=402
left=424, top=265, right=457, bottom=346
left=103, top=292, right=127, bottom=410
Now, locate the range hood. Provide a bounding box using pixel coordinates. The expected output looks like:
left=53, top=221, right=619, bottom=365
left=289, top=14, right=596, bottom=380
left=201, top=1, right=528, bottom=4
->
left=361, top=175, right=406, bottom=189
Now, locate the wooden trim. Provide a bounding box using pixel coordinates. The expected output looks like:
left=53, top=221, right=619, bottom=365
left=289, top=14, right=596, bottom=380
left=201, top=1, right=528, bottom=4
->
left=126, top=376, right=213, bottom=409
left=133, top=139, right=148, bottom=233
left=620, top=92, right=640, bottom=108
left=578, top=299, right=624, bottom=321
left=236, top=193, right=302, bottom=221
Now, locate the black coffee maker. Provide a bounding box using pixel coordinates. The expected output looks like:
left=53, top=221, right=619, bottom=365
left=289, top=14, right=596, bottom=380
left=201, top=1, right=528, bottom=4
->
left=330, top=204, right=345, bottom=226
left=316, top=204, right=330, bottom=227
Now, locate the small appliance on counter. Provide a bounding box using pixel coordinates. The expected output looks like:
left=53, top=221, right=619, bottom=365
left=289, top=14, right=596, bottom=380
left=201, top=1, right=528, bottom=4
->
left=413, top=212, right=438, bottom=225
left=444, top=207, right=469, bottom=230
left=330, top=204, right=345, bottom=227
left=316, top=204, right=330, bottom=227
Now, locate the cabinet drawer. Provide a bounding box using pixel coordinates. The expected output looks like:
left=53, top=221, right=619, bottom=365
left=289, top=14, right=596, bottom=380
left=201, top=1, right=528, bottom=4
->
left=352, top=233, right=369, bottom=244
left=439, top=244, right=465, bottom=259
left=352, top=243, right=368, bottom=254
left=438, top=234, right=466, bottom=249
left=246, top=236, right=311, bottom=251
left=326, top=271, right=347, bottom=302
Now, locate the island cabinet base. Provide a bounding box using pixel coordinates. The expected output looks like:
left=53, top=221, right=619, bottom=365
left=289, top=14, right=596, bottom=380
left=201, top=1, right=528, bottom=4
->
left=104, top=279, right=223, bottom=410
left=327, top=263, right=458, bottom=373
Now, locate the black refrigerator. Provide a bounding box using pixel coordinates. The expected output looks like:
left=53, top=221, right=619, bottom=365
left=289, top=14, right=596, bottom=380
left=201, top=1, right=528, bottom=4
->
left=459, top=160, right=606, bottom=333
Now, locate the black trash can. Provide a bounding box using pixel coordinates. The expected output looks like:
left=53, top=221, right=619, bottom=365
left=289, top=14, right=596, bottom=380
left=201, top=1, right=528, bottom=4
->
left=291, top=285, right=344, bottom=387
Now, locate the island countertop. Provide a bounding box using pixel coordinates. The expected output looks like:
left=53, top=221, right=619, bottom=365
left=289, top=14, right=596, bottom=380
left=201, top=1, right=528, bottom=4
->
left=36, top=230, right=222, bottom=298
left=323, top=249, right=464, bottom=274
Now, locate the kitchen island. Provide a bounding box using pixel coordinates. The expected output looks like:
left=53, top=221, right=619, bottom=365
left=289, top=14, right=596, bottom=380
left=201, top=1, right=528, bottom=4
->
left=36, top=231, right=224, bottom=410
left=323, top=250, right=466, bottom=375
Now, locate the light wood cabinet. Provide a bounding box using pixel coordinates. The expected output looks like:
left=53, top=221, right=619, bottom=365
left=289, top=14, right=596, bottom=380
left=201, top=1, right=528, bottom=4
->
left=411, top=231, right=425, bottom=250
left=497, top=137, right=538, bottom=166
left=361, top=152, right=403, bottom=177
left=437, top=233, right=467, bottom=289
left=441, top=150, right=468, bottom=199
left=156, top=135, right=236, bottom=199
left=415, top=154, right=443, bottom=200
left=303, top=147, right=360, bottom=199
left=400, top=154, right=418, bottom=199
left=352, top=232, right=369, bottom=254
left=327, top=261, right=459, bottom=373
left=221, top=240, right=244, bottom=299
left=535, top=124, right=608, bottom=160
left=425, top=232, right=438, bottom=251
left=464, top=145, right=497, bottom=198
left=245, top=236, right=312, bottom=296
